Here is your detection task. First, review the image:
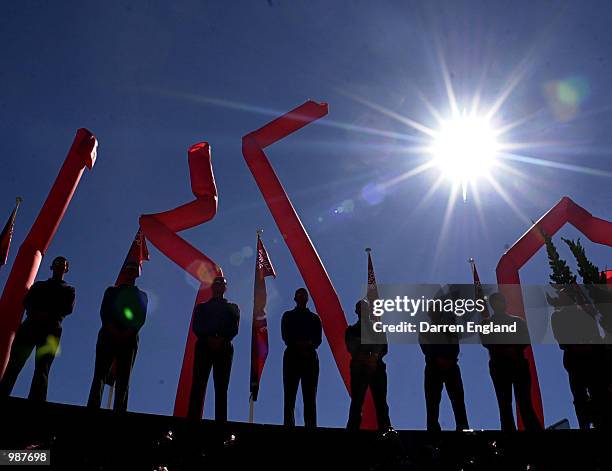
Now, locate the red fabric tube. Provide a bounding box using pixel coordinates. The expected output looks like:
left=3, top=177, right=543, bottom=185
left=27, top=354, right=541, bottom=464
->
left=242, top=101, right=378, bottom=429
left=496, top=196, right=612, bottom=429
left=0, top=129, right=97, bottom=378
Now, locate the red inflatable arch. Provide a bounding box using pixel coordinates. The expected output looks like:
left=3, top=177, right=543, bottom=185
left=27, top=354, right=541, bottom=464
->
left=496, top=196, right=612, bottom=428
left=243, top=101, right=377, bottom=429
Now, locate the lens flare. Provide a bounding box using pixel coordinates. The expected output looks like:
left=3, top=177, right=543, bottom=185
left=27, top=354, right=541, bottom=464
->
left=544, top=76, right=590, bottom=122
left=361, top=182, right=386, bottom=205
left=37, top=335, right=60, bottom=357
left=123, top=307, right=134, bottom=321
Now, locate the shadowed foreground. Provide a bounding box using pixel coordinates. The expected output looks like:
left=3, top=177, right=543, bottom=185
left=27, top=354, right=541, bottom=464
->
left=0, top=397, right=610, bottom=470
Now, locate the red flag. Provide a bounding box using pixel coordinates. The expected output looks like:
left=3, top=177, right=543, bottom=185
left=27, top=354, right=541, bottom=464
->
left=470, top=258, right=490, bottom=319
left=0, top=198, right=22, bottom=267
left=115, top=228, right=150, bottom=286
left=250, top=232, right=276, bottom=401
left=603, top=270, right=612, bottom=284
left=366, top=248, right=379, bottom=302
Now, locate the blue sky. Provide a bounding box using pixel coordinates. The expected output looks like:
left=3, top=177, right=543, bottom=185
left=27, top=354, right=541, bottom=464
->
left=1, top=0, right=611, bottom=430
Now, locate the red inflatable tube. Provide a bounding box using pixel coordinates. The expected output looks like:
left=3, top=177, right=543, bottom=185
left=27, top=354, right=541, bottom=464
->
left=135, top=142, right=222, bottom=418
left=0, top=129, right=98, bottom=378
left=243, top=101, right=377, bottom=429
left=497, top=196, right=612, bottom=429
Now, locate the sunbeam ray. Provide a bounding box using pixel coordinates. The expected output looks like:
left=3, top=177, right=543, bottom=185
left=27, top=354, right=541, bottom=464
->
left=414, top=88, right=445, bottom=125
left=414, top=174, right=447, bottom=213
left=494, top=109, right=547, bottom=136
left=432, top=182, right=460, bottom=272
left=434, top=39, right=460, bottom=118
left=146, top=87, right=426, bottom=143
left=381, top=160, right=437, bottom=189
left=485, top=174, right=532, bottom=225
left=499, top=152, right=612, bottom=178
left=468, top=181, right=490, bottom=240
left=340, top=91, right=437, bottom=137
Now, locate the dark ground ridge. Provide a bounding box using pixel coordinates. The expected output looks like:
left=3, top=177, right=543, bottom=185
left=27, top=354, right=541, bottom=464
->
left=1, top=397, right=610, bottom=471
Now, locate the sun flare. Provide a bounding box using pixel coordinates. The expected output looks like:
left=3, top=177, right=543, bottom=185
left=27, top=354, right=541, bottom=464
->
left=430, top=114, right=499, bottom=200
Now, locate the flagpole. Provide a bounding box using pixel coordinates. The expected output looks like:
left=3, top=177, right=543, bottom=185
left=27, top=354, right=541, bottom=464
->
left=468, top=257, right=477, bottom=278
left=0, top=197, right=23, bottom=270
left=248, top=394, right=255, bottom=423
left=9, top=197, right=23, bottom=223
left=470, top=257, right=491, bottom=320
left=249, top=228, right=264, bottom=424
left=366, top=247, right=371, bottom=301
left=365, top=247, right=377, bottom=302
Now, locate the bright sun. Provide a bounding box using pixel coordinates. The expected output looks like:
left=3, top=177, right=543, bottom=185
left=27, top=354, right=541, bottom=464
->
left=430, top=114, right=499, bottom=199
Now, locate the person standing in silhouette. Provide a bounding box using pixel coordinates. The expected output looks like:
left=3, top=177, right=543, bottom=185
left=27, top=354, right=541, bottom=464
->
left=346, top=298, right=391, bottom=431
left=551, top=286, right=604, bottom=429
left=188, top=276, right=240, bottom=422
left=87, top=261, right=147, bottom=411
left=281, top=288, right=322, bottom=427
left=0, top=256, right=75, bottom=401
left=481, top=292, right=543, bottom=431
left=419, top=305, right=469, bottom=431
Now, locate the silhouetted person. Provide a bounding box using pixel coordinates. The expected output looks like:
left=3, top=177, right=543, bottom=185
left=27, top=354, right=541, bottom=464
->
left=590, top=284, right=612, bottom=428
left=0, top=256, right=75, bottom=401
left=188, top=276, right=240, bottom=422
left=346, top=299, right=391, bottom=431
left=481, top=292, right=543, bottom=431
left=551, top=286, right=604, bottom=429
left=87, top=261, right=147, bottom=411
left=282, top=288, right=322, bottom=427
left=419, top=307, right=469, bottom=431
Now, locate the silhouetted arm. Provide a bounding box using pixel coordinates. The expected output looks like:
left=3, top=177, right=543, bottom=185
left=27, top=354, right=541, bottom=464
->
left=100, top=287, right=114, bottom=326
left=281, top=312, right=289, bottom=345
left=226, top=303, right=240, bottom=340
left=313, top=314, right=323, bottom=348
left=345, top=327, right=359, bottom=357
left=192, top=304, right=205, bottom=338
left=61, top=286, right=76, bottom=318
left=22, top=281, right=42, bottom=312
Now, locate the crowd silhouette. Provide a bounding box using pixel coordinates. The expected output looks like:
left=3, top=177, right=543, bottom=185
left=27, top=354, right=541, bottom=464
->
left=1, top=254, right=612, bottom=432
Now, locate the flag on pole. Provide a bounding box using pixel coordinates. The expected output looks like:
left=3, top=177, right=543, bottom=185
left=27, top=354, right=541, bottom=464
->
left=603, top=270, right=612, bottom=284
left=366, top=247, right=379, bottom=303
left=106, top=228, right=150, bottom=387
left=250, top=230, right=276, bottom=402
left=115, top=228, right=150, bottom=286
left=470, top=258, right=490, bottom=319
left=0, top=197, right=22, bottom=267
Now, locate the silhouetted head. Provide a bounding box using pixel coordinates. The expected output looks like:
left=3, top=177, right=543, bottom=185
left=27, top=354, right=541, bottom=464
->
left=355, top=299, right=370, bottom=319
left=122, top=261, right=140, bottom=285
left=489, top=292, right=507, bottom=314
left=294, top=288, right=309, bottom=308
left=51, top=256, right=69, bottom=280
left=212, top=276, right=227, bottom=298
left=448, top=285, right=461, bottom=300
left=428, top=305, right=443, bottom=323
